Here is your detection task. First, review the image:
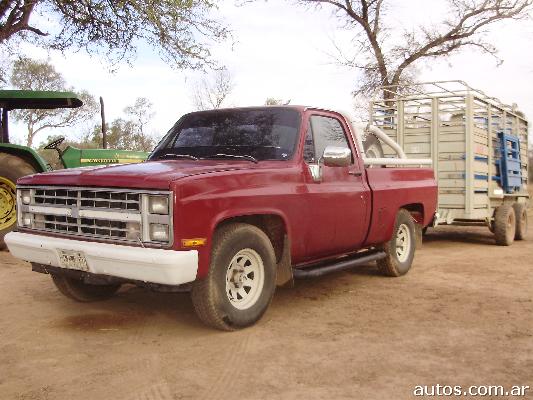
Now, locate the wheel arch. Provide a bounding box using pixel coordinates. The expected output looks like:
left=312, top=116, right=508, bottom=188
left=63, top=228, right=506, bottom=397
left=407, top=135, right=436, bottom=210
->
left=213, top=212, right=290, bottom=263
left=400, top=203, right=425, bottom=225
left=202, top=211, right=293, bottom=287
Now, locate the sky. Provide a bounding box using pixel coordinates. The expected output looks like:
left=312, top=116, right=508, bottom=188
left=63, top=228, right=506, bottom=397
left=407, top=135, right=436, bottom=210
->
left=7, top=0, right=533, bottom=146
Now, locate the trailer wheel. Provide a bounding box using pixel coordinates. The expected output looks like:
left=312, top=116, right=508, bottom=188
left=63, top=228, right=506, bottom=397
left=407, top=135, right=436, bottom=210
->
left=0, top=153, right=36, bottom=250
left=512, top=203, right=527, bottom=241
left=51, top=274, right=121, bottom=302
left=493, top=204, right=516, bottom=246
left=377, top=209, right=416, bottom=277
left=191, top=223, right=277, bottom=331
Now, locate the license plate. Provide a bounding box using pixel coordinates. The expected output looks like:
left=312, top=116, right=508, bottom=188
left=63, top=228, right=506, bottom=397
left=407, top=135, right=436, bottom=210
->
left=58, top=250, right=89, bottom=271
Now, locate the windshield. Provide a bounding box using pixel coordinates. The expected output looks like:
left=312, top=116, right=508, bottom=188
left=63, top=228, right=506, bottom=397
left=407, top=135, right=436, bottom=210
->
left=149, top=108, right=301, bottom=162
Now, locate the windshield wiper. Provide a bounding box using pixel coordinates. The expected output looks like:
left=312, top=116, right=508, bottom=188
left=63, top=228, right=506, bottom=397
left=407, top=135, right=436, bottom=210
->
left=205, top=153, right=259, bottom=164
left=159, top=153, right=199, bottom=161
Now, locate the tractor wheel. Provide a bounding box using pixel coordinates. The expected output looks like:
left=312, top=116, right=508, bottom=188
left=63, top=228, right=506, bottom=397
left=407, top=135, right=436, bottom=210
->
left=513, top=203, right=528, bottom=241
left=493, top=204, right=516, bottom=246
left=0, top=153, right=36, bottom=250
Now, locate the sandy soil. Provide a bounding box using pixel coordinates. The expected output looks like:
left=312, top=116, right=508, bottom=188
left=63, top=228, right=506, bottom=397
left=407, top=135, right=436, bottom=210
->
left=1, top=211, right=532, bottom=400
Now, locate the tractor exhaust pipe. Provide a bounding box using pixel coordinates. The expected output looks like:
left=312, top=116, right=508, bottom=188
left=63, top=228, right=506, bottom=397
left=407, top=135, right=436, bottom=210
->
left=100, top=96, right=107, bottom=149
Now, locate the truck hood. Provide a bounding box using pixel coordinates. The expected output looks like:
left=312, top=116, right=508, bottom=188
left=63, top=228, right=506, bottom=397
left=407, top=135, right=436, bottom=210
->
left=17, top=160, right=255, bottom=189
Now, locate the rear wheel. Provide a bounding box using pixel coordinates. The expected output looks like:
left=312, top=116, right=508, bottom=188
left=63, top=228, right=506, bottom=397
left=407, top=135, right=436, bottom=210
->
left=512, top=203, right=528, bottom=241
left=493, top=204, right=516, bottom=246
left=0, top=153, right=36, bottom=249
left=51, top=274, right=121, bottom=302
left=191, top=223, right=277, bottom=331
left=377, top=209, right=416, bottom=277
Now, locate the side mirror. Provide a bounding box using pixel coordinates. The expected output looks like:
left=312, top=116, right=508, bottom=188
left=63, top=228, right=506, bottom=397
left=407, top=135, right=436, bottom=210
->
left=323, top=146, right=351, bottom=167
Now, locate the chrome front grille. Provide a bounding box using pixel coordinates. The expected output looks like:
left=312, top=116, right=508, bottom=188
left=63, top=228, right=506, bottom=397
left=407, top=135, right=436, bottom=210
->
left=34, top=188, right=141, bottom=211
left=17, top=186, right=172, bottom=245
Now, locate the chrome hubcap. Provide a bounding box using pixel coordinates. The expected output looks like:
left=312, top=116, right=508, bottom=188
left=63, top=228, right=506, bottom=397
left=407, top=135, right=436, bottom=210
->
left=225, top=248, right=265, bottom=310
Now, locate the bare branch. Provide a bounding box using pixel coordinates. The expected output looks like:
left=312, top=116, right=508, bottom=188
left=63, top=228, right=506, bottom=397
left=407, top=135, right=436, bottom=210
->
left=298, top=0, right=532, bottom=98
left=190, top=68, right=235, bottom=111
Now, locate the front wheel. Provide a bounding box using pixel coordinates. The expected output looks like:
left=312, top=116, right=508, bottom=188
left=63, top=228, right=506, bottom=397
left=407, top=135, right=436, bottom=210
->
left=51, top=274, right=121, bottom=302
left=377, top=209, right=416, bottom=277
left=191, top=223, right=277, bottom=331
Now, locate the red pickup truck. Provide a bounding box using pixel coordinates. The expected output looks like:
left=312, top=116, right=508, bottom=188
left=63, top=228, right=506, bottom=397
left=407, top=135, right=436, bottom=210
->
left=6, top=106, right=437, bottom=330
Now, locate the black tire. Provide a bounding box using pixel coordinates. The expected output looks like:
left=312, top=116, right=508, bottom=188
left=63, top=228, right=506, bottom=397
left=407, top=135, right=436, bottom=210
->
left=493, top=204, right=516, bottom=246
left=513, top=203, right=528, bottom=241
left=51, top=274, right=121, bottom=302
left=0, top=153, right=36, bottom=250
left=191, top=223, right=277, bottom=331
left=377, top=209, right=416, bottom=277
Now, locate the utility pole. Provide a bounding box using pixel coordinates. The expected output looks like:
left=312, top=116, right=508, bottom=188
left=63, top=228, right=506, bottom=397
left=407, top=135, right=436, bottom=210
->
left=100, top=96, right=107, bottom=149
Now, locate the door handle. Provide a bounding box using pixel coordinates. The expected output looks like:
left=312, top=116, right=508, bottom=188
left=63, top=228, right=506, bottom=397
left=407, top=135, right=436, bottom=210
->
left=349, top=171, right=362, bottom=177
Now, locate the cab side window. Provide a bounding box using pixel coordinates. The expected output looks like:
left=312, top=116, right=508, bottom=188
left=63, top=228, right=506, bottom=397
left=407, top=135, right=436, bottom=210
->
left=307, top=115, right=352, bottom=163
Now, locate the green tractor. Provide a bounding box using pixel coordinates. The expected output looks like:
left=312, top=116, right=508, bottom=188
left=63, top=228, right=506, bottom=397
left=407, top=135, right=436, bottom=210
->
left=0, top=90, right=149, bottom=249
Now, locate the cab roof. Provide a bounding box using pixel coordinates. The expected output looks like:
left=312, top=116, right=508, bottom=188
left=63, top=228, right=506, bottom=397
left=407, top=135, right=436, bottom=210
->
left=0, top=90, right=83, bottom=110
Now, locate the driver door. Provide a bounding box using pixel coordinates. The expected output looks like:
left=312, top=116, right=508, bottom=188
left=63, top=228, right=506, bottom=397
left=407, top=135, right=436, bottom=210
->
left=302, top=113, right=370, bottom=260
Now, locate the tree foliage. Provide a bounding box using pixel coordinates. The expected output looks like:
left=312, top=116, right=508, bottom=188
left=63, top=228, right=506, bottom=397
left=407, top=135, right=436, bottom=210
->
left=264, top=98, right=283, bottom=105
left=299, top=0, right=532, bottom=98
left=264, top=97, right=291, bottom=105
left=9, top=57, right=98, bottom=147
left=0, top=0, right=229, bottom=69
left=90, top=97, right=156, bottom=152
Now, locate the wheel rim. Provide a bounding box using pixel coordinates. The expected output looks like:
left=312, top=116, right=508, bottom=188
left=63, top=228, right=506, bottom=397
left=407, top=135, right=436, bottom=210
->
left=395, top=224, right=411, bottom=263
left=225, top=248, right=265, bottom=310
left=0, top=176, right=16, bottom=231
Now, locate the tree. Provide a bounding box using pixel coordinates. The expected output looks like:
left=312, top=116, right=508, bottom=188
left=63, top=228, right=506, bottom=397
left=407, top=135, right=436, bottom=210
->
left=124, top=97, right=154, bottom=138
left=90, top=97, right=156, bottom=152
left=0, top=1, right=229, bottom=69
left=298, top=0, right=532, bottom=99
left=264, top=98, right=283, bottom=105
left=191, top=68, right=235, bottom=111
left=9, top=57, right=98, bottom=147
left=264, top=98, right=290, bottom=105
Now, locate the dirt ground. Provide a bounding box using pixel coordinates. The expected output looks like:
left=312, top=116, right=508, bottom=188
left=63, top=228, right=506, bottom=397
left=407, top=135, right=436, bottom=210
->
left=1, top=211, right=532, bottom=400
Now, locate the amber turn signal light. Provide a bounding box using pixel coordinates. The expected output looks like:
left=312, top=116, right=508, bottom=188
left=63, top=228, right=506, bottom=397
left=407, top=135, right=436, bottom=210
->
left=182, top=238, right=207, bottom=247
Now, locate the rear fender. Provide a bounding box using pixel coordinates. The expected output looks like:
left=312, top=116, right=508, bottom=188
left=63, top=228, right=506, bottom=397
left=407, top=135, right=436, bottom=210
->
left=0, top=144, right=48, bottom=172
